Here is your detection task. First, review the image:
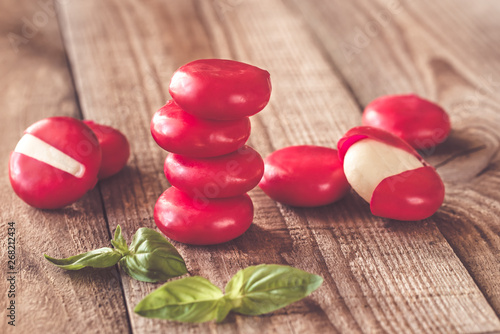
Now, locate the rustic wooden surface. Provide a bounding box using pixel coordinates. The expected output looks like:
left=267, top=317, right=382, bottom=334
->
left=1, top=0, right=499, bottom=333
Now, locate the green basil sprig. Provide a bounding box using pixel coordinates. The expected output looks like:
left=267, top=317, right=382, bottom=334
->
left=43, top=247, right=123, bottom=270
left=44, top=225, right=187, bottom=282
left=134, top=264, right=323, bottom=323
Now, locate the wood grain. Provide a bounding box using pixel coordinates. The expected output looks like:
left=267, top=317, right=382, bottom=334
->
left=287, top=0, right=500, bottom=316
left=0, top=1, right=129, bottom=333
left=55, top=0, right=500, bottom=333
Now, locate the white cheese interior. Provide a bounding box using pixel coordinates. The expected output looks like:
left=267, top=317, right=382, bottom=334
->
left=14, top=133, right=85, bottom=178
left=343, top=139, right=424, bottom=202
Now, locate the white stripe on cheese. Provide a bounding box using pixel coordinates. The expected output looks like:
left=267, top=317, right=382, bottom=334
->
left=14, top=134, right=85, bottom=178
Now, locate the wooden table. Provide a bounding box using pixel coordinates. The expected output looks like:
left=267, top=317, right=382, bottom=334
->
left=2, top=0, right=499, bottom=333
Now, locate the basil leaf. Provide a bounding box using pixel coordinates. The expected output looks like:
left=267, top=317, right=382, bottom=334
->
left=44, top=248, right=122, bottom=270
left=110, top=225, right=129, bottom=255
left=120, top=227, right=187, bottom=282
left=134, top=276, right=225, bottom=323
left=224, top=264, right=323, bottom=315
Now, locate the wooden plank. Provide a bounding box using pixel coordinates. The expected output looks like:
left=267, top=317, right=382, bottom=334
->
left=287, top=0, right=500, bottom=316
left=0, top=1, right=130, bottom=333
left=56, top=0, right=500, bottom=333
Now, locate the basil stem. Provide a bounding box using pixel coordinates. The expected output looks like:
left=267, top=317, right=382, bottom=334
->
left=44, top=248, right=122, bottom=270
left=44, top=225, right=187, bottom=282
left=134, top=264, right=323, bottom=323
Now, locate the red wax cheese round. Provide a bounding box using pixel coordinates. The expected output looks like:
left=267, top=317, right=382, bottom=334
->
left=154, top=187, right=254, bottom=245
left=84, top=121, right=130, bottom=179
left=259, top=145, right=350, bottom=207
left=169, top=59, right=272, bottom=120
left=9, top=117, right=101, bottom=209
left=362, top=94, right=451, bottom=150
left=151, top=100, right=251, bottom=157
left=164, top=145, right=264, bottom=199
left=338, top=126, right=445, bottom=221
